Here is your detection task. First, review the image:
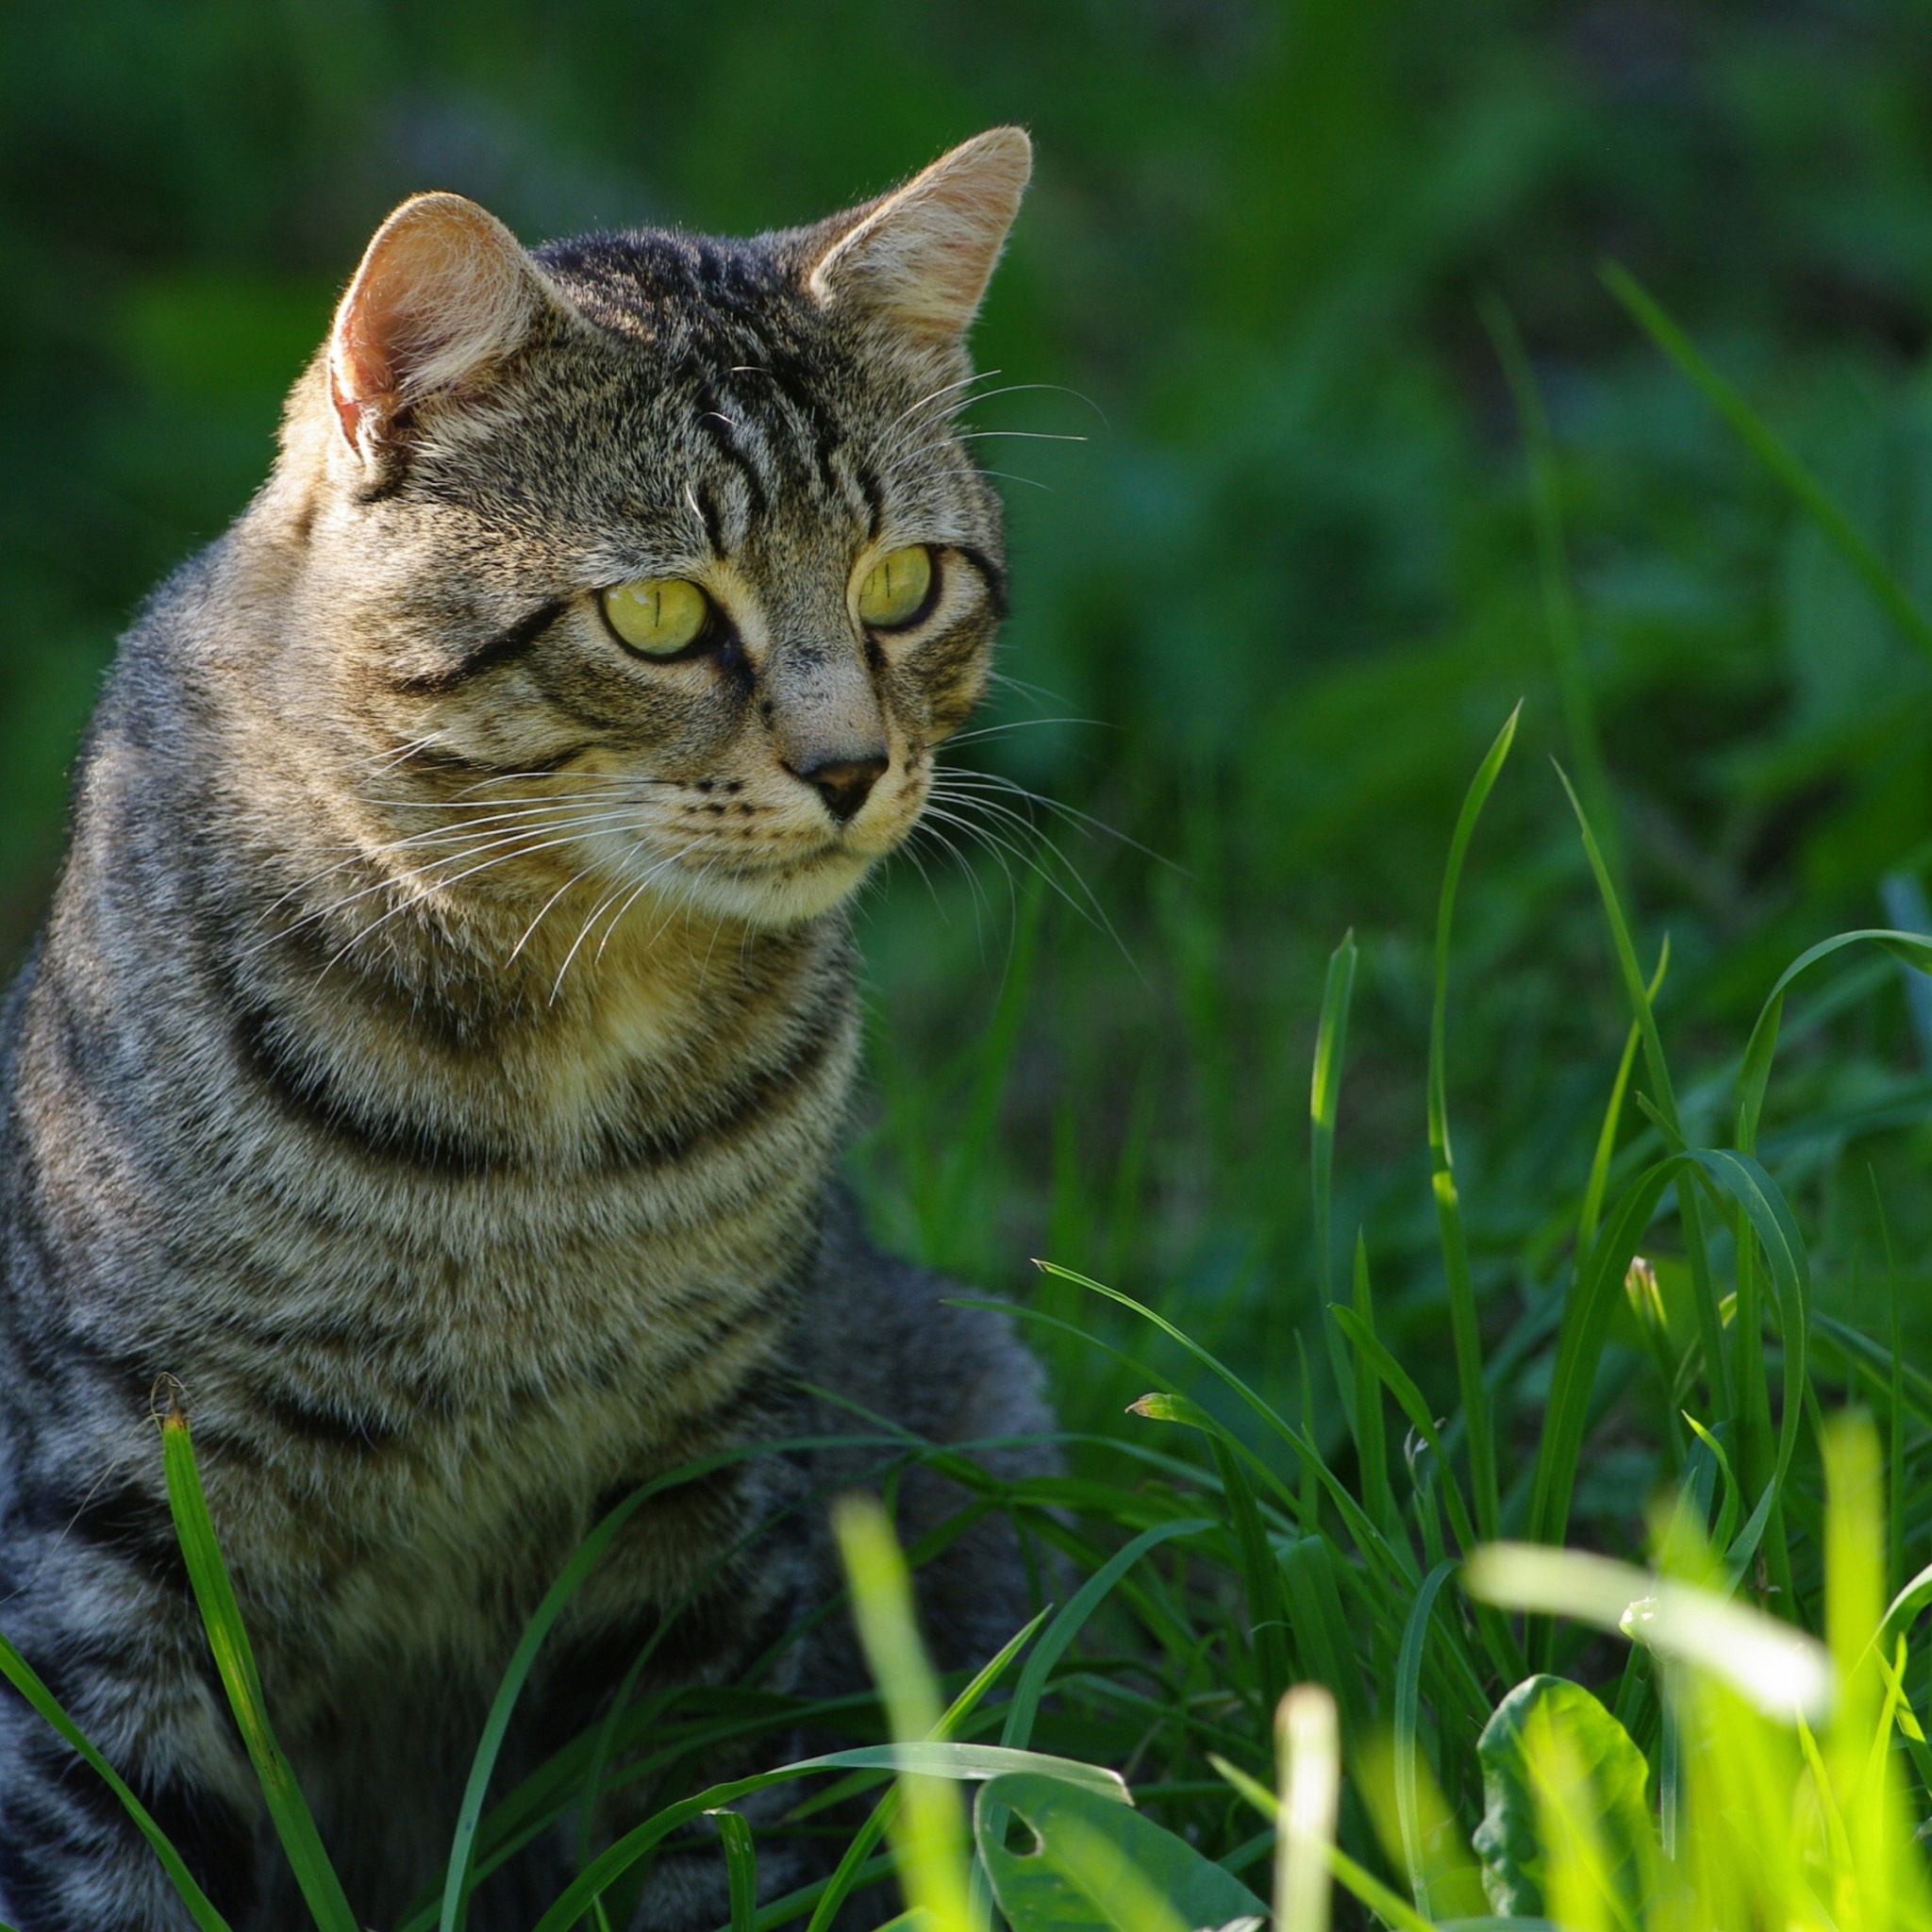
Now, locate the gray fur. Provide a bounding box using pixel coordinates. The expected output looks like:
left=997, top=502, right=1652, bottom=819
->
left=0, top=131, right=1048, bottom=1929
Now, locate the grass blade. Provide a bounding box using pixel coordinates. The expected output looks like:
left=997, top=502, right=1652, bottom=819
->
left=1556, top=762, right=1730, bottom=1423
left=1277, top=1687, right=1340, bottom=1932
left=1344, top=1235, right=1399, bottom=1535
left=1216, top=1750, right=1437, bottom=1932
left=1603, top=259, right=1932, bottom=667
left=0, top=1620, right=236, bottom=1932
left=709, top=1807, right=758, bottom=1932
left=805, top=1609, right=1047, bottom=1932
left=1482, top=292, right=1623, bottom=890
left=1312, top=929, right=1359, bottom=1425
left=158, top=1397, right=358, bottom=1932
left=1578, top=940, right=1666, bottom=1261
left=441, top=1437, right=878, bottom=1932
left=1429, top=702, right=1521, bottom=1541
left=1393, top=1561, right=1458, bottom=1915
left=834, top=1493, right=975, bottom=1932
left=1001, top=1515, right=1214, bottom=1749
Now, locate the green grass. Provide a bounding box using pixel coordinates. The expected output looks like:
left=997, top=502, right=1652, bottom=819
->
left=16, top=21, right=1932, bottom=1924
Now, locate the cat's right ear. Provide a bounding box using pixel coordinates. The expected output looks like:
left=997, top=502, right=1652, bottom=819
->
left=805, top=127, right=1032, bottom=346
left=328, top=193, right=559, bottom=462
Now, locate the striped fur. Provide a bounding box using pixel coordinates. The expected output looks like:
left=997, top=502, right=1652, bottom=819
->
left=0, top=131, right=1049, bottom=1929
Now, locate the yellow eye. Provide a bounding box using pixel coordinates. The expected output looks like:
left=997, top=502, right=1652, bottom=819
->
left=855, top=545, right=935, bottom=629
left=601, top=577, right=712, bottom=657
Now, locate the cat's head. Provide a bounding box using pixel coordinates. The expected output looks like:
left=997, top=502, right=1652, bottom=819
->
left=273, top=128, right=1028, bottom=940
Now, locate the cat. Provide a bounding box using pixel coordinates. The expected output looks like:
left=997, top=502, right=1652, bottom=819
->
left=0, top=126, right=1051, bottom=1930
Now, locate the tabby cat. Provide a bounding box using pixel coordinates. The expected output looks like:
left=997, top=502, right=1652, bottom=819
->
left=0, top=127, right=1050, bottom=1929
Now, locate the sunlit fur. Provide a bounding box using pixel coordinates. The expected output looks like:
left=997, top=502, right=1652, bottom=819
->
left=0, top=132, right=1047, bottom=1931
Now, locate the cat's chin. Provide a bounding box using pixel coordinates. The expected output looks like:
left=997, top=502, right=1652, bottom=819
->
left=660, top=847, right=878, bottom=929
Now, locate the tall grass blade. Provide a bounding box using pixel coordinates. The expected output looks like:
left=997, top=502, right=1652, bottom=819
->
left=1463, top=1543, right=1834, bottom=1719
left=1393, top=1561, right=1458, bottom=1915
left=1000, top=1515, right=1212, bottom=1749
left=708, top=1807, right=758, bottom=1932
left=1577, top=941, right=1666, bottom=1262
left=1327, top=1304, right=1478, bottom=1557
left=1603, top=259, right=1932, bottom=667
left=1312, top=929, right=1358, bottom=1425
left=1276, top=1687, right=1340, bottom=1932
left=1430, top=702, right=1520, bottom=1541
left=834, top=1493, right=973, bottom=1932
left=1214, top=1757, right=1438, bottom=1932
left=158, top=1397, right=358, bottom=1932
left=805, top=1609, right=1049, bottom=1932
left=1346, top=1234, right=1399, bottom=1534
left=1482, top=292, right=1623, bottom=890
left=1556, top=765, right=1730, bottom=1422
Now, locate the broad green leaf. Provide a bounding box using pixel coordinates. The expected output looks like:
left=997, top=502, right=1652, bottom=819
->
left=1472, top=1677, right=1656, bottom=1920
left=974, top=1772, right=1265, bottom=1932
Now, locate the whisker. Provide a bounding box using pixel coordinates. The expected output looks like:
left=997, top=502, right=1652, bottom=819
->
left=933, top=768, right=1181, bottom=873
left=508, top=866, right=600, bottom=966
left=258, top=811, right=654, bottom=964
left=903, top=813, right=998, bottom=933
left=245, top=802, right=655, bottom=933
left=870, top=373, right=1094, bottom=470
left=918, top=790, right=1144, bottom=979
left=308, top=821, right=648, bottom=982
left=937, top=716, right=1107, bottom=747
left=878, top=367, right=1006, bottom=437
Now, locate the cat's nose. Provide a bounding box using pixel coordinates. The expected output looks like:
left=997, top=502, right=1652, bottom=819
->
left=791, top=751, right=888, bottom=824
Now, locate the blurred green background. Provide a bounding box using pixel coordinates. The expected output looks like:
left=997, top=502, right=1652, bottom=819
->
left=8, top=1, right=1932, bottom=1507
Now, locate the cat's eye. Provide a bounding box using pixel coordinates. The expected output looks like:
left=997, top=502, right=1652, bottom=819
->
left=855, top=545, right=935, bottom=630
left=601, top=577, right=712, bottom=658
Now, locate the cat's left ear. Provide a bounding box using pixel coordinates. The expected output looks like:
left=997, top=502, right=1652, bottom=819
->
left=328, top=192, right=565, bottom=460
left=807, top=126, right=1031, bottom=344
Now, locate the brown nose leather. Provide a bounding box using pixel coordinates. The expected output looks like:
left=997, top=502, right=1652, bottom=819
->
left=791, top=753, right=888, bottom=824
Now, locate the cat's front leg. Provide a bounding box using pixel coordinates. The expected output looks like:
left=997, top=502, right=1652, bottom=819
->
left=0, top=1513, right=267, bottom=1931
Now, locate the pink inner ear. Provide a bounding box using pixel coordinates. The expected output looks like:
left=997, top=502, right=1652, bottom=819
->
left=330, top=320, right=395, bottom=443
left=326, top=193, right=543, bottom=453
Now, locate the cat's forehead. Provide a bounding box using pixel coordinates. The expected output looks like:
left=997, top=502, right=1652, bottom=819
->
left=486, top=226, right=979, bottom=554
left=535, top=230, right=826, bottom=369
